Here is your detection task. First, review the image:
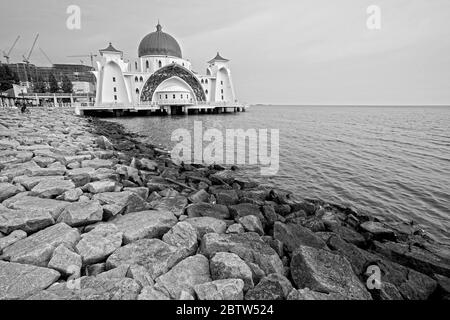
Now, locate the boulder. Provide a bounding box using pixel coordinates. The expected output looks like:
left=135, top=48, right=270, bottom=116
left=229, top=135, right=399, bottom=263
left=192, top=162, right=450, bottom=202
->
left=75, top=224, right=123, bottom=265
left=360, top=221, right=396, bottom=241
left=195, top=279, right=244, bottom=300
left=274, top=222, right=327, bottom=254
left=57, top=200, right=103, bottom=227
left=96, top=136, right=114, bottom=150
left=288, top=288, right=346, bottom=300
left=162, top=221, right=198, bottom=257
left=31, top=179, right=75, bottom=198
left=25, top=165, right=66, bottom=177
left=239, top=215, right=264, bottom=235
left=210, top=170, right=235, bottom=185
left=0, top=182, right=22, bottom=202
left=188, top=189, right=210, bottom=203
left=200, top=232, right=284, bottom=276
left=229, top=203, right=265, bottom=224
left=1, top=223, right=80, bottom=267
left=85, top=180, right=116, bottom=194
left=245, top=273, right=293, bottom=300
left=290, top=245, right=372, bottom=300
left=138, top=286, right=170, bottom=300
left=12, top=175, right=65, bottom=190
left=67, top=167, right=95, bottom=187
left=58, top=188, right=83, bottom=202
left=0, top=261, right=60, bottom=300
left=210, top=252, right=254, bottom=290
left=106, top=239, right=184, bottom=280
left=151, top=195, right=188, bottom=217
left=226, top=223, right=245, bottom=234
left=215, top=190, right=239, bottom=205
left=185, top=217, right=227, bottom=239
left=3, top=195, right=69, bottom=220
left=139, top=158, right=158, bottom=171
left=186, top=202, right=230, bottom=219
left=81, top=159, right=114, bottom=169
left=48, top=244, right=82, bottom=277
left=126, top=265, right=154, bottom=287
left=93, top=191, right=148, bottom=217
left=154, top=254, right=211, bottom=299
left=0, top=206, right=54, bottom=234
left=0, top=230, right=27, bottom=252
left=29, top=276, right=141, bottom=300
left=112, top=210, right=177, bottom=244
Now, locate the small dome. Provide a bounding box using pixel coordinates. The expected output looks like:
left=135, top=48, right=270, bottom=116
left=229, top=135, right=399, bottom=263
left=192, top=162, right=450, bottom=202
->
left=138, top=23, right=182, bottom=58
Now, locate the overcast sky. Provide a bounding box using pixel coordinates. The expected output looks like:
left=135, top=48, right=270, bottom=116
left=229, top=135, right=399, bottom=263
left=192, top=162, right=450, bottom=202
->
left=1, top=0, right=449, bottom=105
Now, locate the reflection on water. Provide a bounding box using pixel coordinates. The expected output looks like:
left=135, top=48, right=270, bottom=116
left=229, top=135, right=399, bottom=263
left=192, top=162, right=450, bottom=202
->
left=106, top=105, right=450, bottom=244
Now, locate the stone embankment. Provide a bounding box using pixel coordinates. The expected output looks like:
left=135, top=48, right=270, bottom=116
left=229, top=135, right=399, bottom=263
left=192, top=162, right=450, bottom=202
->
left=0, top=107, right=449, bottom=300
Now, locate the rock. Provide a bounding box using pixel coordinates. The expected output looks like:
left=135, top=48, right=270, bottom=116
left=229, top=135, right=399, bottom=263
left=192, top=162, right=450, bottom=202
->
left=329, top=225, right=366, bottom=247
left=67, top=167, right=95, bottom=187
left=12, top=175, right=65, bottom=190
left=57, top=200, right=103, bottom=227
left=25, top=165, right=66, bottom=177
left=162, top=221, right=198, bottom=257
left=245, top=273, right=293, bottom=300
left=90, top=168, right=119, bottom=182
left=81, top=159, right=113, bottom=169
left=75, top=224, right=123, bottom=265
left=2, top=223, right=80, bottom=267
left=96, top=265, right=129, bottom=280
left=85, top=263, right=106, bottom=277
left=0, top=205, right=54, bottom=234
left=229, top=203, right=265, bottom=224
left=112, top=210, right=177, bottom=244
left=186, top=202, right=230, bottom=219
left=0, top=261, right=60, bottom=299
left=210, top=170, right=235, bottom=185
left=1, top=161, right=40, bottom=180
left=360, top=221, right=396, bottom=241
left=123, top=187, right=148, bottom=200
left=151, top=195, right=188, bottom=217
left=195, top=279, right=244, bottom=300
left=288, top=288, right=346, bottom=300
left=48, top=244, right=82, bottom=277
left=138, top=286, right=170, bottom=300
left=31, top=179, right=76, bottom=198
left=85, top=180, right=116, bottom=194
left=262, top=205, right=278, bottom=227
left=0, top=230, right=27, bottom=252
left=274, top=222, right=327, bottom=254
left=200, top=232, right=284, bottom=276
left=290, top=245, right=372, bottom=300
left=33, top=156, right=56, bottom=168
left=106, top=239, right=184, bottom=280
left=226, top=223, right=245, bottom=234
left=215, top=190, right=239, bottom=205
left=239, top=215, right=264, bottom=235
left=58, top=188, right=83, bottom=202
left=29, top=276, right=141, bottom=300
left=3, top=195, right=69, bottom=220
left=139, top=158, right=158, bottom=171
left=185, top=217, right=227, bottom=239
left=154, top=254, right=211, bottom=299
left=373, top=241, right=450, bottom=277
left=210, top=252, right=254, bottom=291
left=96, top=136, right=114, bottom=150
left=188, top=189, right=210, bottom=203
left=126, top=265, right=154, bottom=287
left=0, top=182, right=22, bottom=202
left=93, top=191, right=148, bottom=217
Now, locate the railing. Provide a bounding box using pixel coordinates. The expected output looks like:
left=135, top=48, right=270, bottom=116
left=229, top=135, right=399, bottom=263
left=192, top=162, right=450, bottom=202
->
left=154, top=99, right=195, bottom=106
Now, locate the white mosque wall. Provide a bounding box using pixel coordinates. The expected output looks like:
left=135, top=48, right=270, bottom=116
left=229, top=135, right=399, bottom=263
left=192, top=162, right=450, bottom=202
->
left=139, top=56, right=191, bottom=74
left=101, top=61, right=130, bottom=104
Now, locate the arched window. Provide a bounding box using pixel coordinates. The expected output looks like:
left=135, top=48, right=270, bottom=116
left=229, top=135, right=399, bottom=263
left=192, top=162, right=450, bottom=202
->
left=135, top=76, right=138, bottom=82
left=165, top=94, right=168, bottom=99
left=140, top=76, right=143, bottom=82
left=173, top=94, right=176, bottom=99
left=158, top=60, right=162, bottom=68
left=201, top=79, right=204, bottom=84
left=182, top=63, right=184, bottom=67
left=205, top=89, right=208, bottom=95
left=146, top=61, right=149, bottom=69
left=135, top=62, right=138, bottom=70
left=181, top=94, right=183, bottom=99
left=136, top=88, right=139, bottom=94
left=205, top=79, right=208, bottom=84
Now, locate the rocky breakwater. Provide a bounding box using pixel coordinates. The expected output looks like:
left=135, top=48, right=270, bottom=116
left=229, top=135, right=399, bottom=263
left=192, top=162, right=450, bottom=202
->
left=0, top=107, right=449, bottom=301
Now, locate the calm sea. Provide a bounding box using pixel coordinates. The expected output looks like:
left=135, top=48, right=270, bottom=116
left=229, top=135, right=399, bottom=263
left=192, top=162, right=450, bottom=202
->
left=107, top=106, right=450, bottom=245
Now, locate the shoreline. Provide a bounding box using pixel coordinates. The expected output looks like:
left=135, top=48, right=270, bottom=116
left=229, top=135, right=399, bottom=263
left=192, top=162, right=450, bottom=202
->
left=0, top=107, right=449, bottom=300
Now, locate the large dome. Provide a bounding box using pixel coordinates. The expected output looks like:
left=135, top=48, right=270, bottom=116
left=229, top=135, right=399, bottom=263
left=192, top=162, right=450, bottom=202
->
left=138, top=23, right=182, bottom=58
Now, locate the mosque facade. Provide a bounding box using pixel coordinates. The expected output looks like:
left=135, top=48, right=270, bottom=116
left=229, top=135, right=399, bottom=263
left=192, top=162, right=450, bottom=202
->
left=93, top=23, right=237, bottom=108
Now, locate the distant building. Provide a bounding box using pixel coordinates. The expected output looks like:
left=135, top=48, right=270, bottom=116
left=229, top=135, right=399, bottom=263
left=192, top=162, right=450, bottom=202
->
left=93, top=22, right=237, bottom=106
left=5, top=62, right=95, bottom=94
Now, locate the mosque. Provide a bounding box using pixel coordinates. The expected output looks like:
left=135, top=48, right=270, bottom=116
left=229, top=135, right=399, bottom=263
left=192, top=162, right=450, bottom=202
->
left=91, top=22, right=241, bottom=114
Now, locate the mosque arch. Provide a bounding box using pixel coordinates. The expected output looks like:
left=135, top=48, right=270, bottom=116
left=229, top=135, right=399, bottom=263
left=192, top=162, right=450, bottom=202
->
left=140, top=64, right=206, bottom=102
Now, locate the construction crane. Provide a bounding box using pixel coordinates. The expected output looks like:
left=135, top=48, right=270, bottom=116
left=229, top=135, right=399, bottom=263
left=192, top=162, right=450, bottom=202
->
left=67, top=53, right=97, bottom=68
left=2, top=35, right=20, bottom=64
left=39, top=47, right=53, bottom=66
left=23, top=33, right=39, bottom=64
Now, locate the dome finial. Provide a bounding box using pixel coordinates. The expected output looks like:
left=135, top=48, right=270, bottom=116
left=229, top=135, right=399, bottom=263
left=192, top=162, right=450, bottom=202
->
left=156, top=20, right=162, bottom=31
